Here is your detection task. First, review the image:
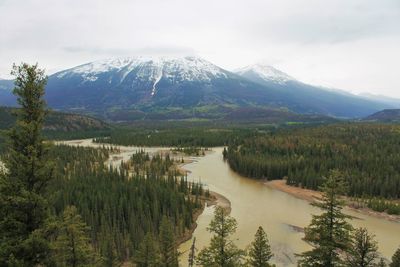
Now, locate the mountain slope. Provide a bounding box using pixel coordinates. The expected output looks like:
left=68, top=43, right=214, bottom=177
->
left=0, top=57, right=393, bottom=119
left=0, top=79, right=16, bottom=107
left=0, top=106, right=109, bottom=131
left=363, top=109, right=400, bottom=122
left=234, top=64, right=390, bottom=118
left=358, top=93, right=400, bottom=108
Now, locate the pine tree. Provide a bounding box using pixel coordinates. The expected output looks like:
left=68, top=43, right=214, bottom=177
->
left=0, top=63, right=54, bottom=266
left=102, top=237, right=119, bottom=267
left=196, top=206, right=245, bottom=266
left=378, top=258, right=387, bottom=267
left=135, top=232, right=160, bottom=267
left=53, top=206, right=98, bottom=267
left=346, top=228, right=379, bottom=267
left=298, top=170, right=353, bottom=267
left=390, top=247, right=400, bottom=267
left=248, top=226, right=273, bottom=267
left=159, top=216, right=179, bottom=267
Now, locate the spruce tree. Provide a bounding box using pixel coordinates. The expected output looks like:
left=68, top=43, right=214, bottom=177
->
left=390, top=247, right=400, bottom=267
left=248, top=226, right=273, bottom=267
left=135, top=232, right=160, bottom=267
left=378, top=258, right=387, bottom=267
left=346, top=228, right=379, bottom=267
left=298, top=170, right=353, bottom=267
left=196, top=206, right=245, bottom=266
left=53, top=206, right=97, bottom=267
left=0, top=63, right=54, bottom=266
left=159, top=216, right=179, bottom=267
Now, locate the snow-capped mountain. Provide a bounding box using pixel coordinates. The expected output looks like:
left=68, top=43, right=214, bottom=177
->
left=45, top=56, right=270, bottom=111
left=235, top=64, right=294, bottom=85
left=56, top=56, right=229, bottom=94
left=0, top=56, right=393, bottom=119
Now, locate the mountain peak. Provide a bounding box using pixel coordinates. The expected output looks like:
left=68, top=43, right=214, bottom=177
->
left=235, top=64, right=294, bottom=84
left=56, top=56, right=228, bottom=84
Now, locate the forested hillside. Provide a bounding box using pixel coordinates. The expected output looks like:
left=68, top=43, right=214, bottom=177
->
left=0, top=106, right=110, bottom=131
left=0, top=106, right=110, bottom=152
left=225, top=124, right=400, bottom=199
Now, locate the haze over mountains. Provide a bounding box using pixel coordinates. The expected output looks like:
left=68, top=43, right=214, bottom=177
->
left=0, top=56, right=397, bottom=121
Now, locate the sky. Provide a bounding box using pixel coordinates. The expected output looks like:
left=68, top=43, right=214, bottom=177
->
left=1, top=0, right=400, bottom=98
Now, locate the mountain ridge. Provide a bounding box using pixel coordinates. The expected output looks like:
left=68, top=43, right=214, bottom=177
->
left=0, top=57, right=393, bottom=120
left=363, top=109, right=400, bottom=122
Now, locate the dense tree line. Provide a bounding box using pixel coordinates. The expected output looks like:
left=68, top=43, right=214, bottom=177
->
left=225, top=124, right=400, bottom=200
left=93, top=127, right=259, bottom=147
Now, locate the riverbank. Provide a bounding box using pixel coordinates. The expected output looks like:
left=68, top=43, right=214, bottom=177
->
left=177, top=190, right=232, bottom=245
left=265, top=180, right=400, bottom=223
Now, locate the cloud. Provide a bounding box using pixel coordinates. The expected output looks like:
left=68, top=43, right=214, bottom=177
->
left=0, top=0, right=399, bottom=97
left=63, top=45, right=196, bottom=57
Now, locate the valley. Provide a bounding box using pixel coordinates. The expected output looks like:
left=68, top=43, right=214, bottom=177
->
left=2, top=0, right=400, bottom=265
left=1, top=63, right=400, bottom=267
left=54, top=139, right=400, bottom=266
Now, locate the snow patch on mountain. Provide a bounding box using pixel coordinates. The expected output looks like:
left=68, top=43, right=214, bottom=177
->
left=235, top=64, right=294, bottom=84
left=151, top=71, right=163, bottom=96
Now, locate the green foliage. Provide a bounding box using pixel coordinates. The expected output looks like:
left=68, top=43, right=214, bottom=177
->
left=94, top=126, right=259, bottom=147
left=390, top=247, right=400, bottom=267
left=48, top=144, right=203, bottom=264
left=159, top=216, right=179, bottom=267
left=0, top=63, right=54, bottom=266
left=197, top=206, right=245, bottom=266
left=0, top=106, right=111, bottom=146
left=298, top=170, right=353, bottom=267
left=359, top=198, right=400, bottom=215
left=378, top=258, right=388, bottom=267
left=225, top=123, right=400, bottom=199
left=248, top=226, right=273, bottom=267
left=346, top=228, right=379, bottom=267
left=135, top=232, right=160, bottom=267
left=52, top=206, right=98, bottom=267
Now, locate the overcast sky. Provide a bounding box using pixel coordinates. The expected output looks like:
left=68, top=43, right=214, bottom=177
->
left=1, top=0, right=400, bottom=97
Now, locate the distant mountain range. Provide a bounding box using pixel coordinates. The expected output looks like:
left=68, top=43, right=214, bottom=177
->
left=0, top=56, right=395, bottom=120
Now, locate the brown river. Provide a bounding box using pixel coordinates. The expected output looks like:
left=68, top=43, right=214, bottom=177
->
left=59, top=140, right=400, bottom=266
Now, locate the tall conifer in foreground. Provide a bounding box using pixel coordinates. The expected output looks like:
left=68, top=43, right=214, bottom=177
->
left=0, top=63, right=53, bottom=266
left=53, top=206, right=97, bottom=267
left=248, top=226, right=273, bottom=267
left=346, top=227, right=379, bottom=267
left=196, top=206, right=245, bottom=266
left=298, top=170, right=353, bottom=267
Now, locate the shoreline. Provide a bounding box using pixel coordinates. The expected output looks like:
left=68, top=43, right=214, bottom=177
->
left=176, top=190, right=232, bottom=245
left=265, top=180, right=400, bottom=223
